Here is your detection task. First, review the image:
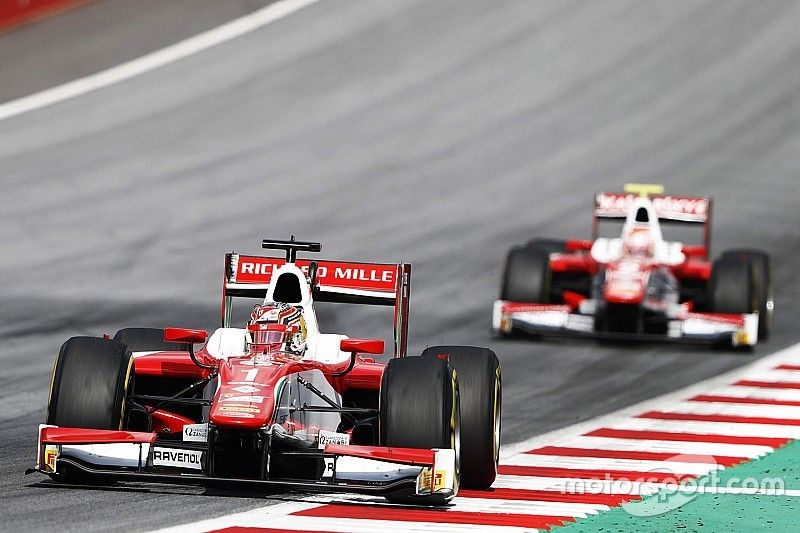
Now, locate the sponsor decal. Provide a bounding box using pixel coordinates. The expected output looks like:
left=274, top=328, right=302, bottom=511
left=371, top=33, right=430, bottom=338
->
left=317, top=429, right=350, bottom=449
left=220, top=411, right=255, bottom=418
left=594, top=192, right=709, bottom=221
left=503, top=302, right=571, bottom=314
left=236, top=357, right=280, bottom=366
left=322, top=457, right=335, bottom=478
left=220, top=405, right=260, bottom=414
left=222, top=395, right=265, bottom=403
left=43, top=445, right=58, bottom=473
left=417, top=467, right=432, bottom=493
left=433, top=469, right=448, bottom=491
left=232, top=385, right=261, bottom=394
left=234, top=257, right=396, bottom=291
left=182, top=423, right=208, bottom=443
left=254, top=354, right=280, bottom=365
left=152, top=447, right=202, bottom=470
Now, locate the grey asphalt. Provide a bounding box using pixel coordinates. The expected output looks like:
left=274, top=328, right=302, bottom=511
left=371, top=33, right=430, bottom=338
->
left=1, top=0, right=800, bottom=531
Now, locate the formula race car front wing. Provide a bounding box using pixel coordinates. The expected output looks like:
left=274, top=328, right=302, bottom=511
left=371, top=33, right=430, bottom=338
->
left=493, top=300, right=759, bottom=346
left=28, top=425, right=457, bottom=505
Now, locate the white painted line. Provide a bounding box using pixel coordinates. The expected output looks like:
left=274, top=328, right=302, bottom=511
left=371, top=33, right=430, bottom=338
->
left=446, top=499, right=596, bottom=518
left=0, top=0, right=320, bottom=121
left=300, top=492, right=608, bottom=517
left=610, top=418, right=800, bottom=438
left=259, top=518, right=538, bottom=533
left=150, top=500, right=314, bottom=533
left=154, top=507, right=538, bottom=533
left=656, top=401, right=800, bottom=419
left=438, top=496, right=609, bottom=517
left=547, top=436, right=773, bottom=459
left=504, top=454, right=722, bottom=475
left=703, top=385, right=800, bottom=401
left=740, top=369, right=800, bottom=383
left=493, top=474, right=664, bottom=495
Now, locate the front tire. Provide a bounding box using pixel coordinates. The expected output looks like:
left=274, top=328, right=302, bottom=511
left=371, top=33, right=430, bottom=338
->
left=423, top=346, right=501, bottom=489
left=380, top=356, right=460, bottom=503
left=500, top=246, right=552, bottom=303
left=720, top=250, right=773, bottom=340
left=708, top=256, right=756, bottom=315
left=46, top=337, right=133, bottom=482
left=47, top=337, right=133, bottom=429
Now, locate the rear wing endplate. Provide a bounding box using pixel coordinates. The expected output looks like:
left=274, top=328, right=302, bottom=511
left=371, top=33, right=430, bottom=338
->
left=222, top=253, right=411, bottom=357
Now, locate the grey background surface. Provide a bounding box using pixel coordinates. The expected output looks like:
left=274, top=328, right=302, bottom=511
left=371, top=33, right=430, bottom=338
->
left=1, top=0, right=799, bottom=531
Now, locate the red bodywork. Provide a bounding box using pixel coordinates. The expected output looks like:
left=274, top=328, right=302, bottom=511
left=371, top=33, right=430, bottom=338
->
left=131, top=348, right=384, bottom=434
left=553, top=244, right=712, bottom=291
left=548, top=191, right=715, bottom=306
left=129, top=252, right=406, bottom=435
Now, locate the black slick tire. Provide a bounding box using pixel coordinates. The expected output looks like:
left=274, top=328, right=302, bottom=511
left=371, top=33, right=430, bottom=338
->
left=500, top=246, right=552, bottom=302
left=379, top=356, right=460, bottom=504
left=46, top=337, right=133, bottom=482
left=422, top=346, right=501, bottom=489
left=708, top=256, right=756, bottom=315
left=47, top=337, right=133, bottom=429
left=720, top=249, right=773, bottom=340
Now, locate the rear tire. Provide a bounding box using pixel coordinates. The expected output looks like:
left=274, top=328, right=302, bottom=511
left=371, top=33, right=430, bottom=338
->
left=380, top=356, right=460, bottom=503
left=422, top=346, right=500, bottom=489
left=720, top=250, right=773, bottom=340
left=113, top=327, right=190, bottom=352
left=527, top=238, right=567, bottom=256
left=500, top=246, right=552, bottom=303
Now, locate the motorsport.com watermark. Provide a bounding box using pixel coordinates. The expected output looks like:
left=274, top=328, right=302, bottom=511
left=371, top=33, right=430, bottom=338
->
left=560, top=465, right=785, bottom=517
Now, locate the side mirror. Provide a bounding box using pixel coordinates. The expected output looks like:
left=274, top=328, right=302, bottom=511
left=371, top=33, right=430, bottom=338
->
left=164, top=327, right=208, bottom=345
left=333, top=338, right=384, bottom=378
left=681, top=245, right=707, bottom=258
left=340, top=338, right=384, bottom=355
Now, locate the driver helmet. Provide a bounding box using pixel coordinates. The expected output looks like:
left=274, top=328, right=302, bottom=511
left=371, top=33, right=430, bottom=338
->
left=623, top=227, right=654, bottom=258
left=247, top=302, right=307, bottom=358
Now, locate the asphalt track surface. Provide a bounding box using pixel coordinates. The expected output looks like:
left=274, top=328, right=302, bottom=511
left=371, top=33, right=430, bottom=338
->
left=1, top=1, right=799, bottom=531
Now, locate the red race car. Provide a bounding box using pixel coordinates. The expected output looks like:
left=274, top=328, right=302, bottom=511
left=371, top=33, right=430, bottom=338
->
left=493, top=184, right=773, bottom=347
left=30, top=238, right=501, bottom=505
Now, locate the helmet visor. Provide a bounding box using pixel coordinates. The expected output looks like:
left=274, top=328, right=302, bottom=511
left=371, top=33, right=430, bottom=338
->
left=252, top=329, right=287, bottom=345
left=247, top=323, right=298, bottom=351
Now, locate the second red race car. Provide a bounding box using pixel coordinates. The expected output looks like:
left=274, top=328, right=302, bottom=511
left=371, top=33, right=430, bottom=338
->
left=30, top=238, right=502, bottom=505
left=493, top=184, right=773, bottom=347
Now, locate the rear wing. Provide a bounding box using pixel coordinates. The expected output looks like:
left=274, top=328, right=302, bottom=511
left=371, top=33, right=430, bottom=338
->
left=592, top=191, right=713, bottom=253
left=222, top=253, right=411, bottom=357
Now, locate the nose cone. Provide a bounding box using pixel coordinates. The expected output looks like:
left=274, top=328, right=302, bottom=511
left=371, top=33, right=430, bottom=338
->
left=604, top=264, right=647, bottom=304
left=210, top=385, right=275, bottom=429
left=209, top=360, right=282, bottom=429
left=604, top=280, right=645, bottom=304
